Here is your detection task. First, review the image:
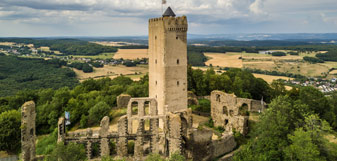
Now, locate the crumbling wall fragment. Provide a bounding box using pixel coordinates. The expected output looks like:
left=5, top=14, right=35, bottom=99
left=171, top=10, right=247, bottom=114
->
left=117, top=94, right=131, bottom=108
left=99, top=116, right=110, bottom=157
left=21, top=101, right=36, bottom=161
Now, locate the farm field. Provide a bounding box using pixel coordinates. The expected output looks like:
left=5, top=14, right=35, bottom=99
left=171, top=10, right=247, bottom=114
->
left=205, top=52, right=337, bottom=77
left=71, top=52, right=115, bottom=59
left=73, top=64, right=148, bottom=81
left=0, top=42, right=15, bottom=46
left=113, top=49, right=148, bottom=59
left=253, top=74, right=294, bottom=83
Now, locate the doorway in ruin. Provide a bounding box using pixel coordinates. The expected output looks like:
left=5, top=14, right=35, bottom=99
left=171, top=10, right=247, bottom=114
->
left=239, top=103, right=249, bottom=116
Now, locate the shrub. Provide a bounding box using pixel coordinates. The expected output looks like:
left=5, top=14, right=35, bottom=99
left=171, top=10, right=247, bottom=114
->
left=145, top=153, right=165, bottom=161
left=88, top=101, right=111, bottom=125
left=47, top=142, right=86, bottom=161
left=36, top=128, right=58, bottom=155
left=303, top=56, right=324, bottom=63
left=0, top=110, right=21, bottom=153
left=271, top=52, right=286, bottom=56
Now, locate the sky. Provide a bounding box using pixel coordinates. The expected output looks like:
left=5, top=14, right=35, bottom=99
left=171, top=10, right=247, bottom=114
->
left=0, top=0, right=337, bottom=37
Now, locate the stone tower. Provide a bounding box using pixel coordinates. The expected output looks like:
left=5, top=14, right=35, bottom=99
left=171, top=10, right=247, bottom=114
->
left=149, top=7, right=188, bottom=116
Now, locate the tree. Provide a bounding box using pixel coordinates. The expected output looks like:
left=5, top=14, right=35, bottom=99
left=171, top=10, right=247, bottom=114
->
left=48, top=143, right=86, bottom=161
left=284, top=128, right=324, bottom=161
left=88, top=101, right=111, bottom=125
left=234, top=96, right=310, bottom=161
left=0, top=110, right=21, bottom=153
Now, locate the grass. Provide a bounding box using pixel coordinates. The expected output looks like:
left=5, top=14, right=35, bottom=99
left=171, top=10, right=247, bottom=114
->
left=71, top=52, right=115, bottom=59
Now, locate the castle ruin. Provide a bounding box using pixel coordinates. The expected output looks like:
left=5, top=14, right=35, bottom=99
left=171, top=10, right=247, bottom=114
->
left=19, top=7, right=267, bottom=161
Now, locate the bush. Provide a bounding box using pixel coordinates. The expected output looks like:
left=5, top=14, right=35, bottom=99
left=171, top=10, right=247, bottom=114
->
left=145, top=153, right=165, bottom=161
left=88, top=101, right=111, bottom=125
left=0, top=110, right=21, bottom=153
left=47, top=142, right=86, bottom=161
left=82, top=63, right=93, bottom=73
left=271, top=52, right=286, bottom=56
left=303, top=56, right=324, bottom=63
left=288, top=52, right=299, bottom=55
left=168, top=152, right=186, bottom=161
left=36, top=128, right=58, bottom=155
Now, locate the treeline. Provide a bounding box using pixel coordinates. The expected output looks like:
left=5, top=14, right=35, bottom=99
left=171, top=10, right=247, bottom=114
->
left=67, top=62, right=94, bottom=73
left=188, top=40, right=312, bottom=47
left=0, top=55, right=78, bottom=97
left=0, top=38, right=118, bottom=56
left=188, top=66, right=273, bottom=102
left=303, top=56, right=325, bottom=63
left=243, top=68, right=307, bottom=80
left=271, top=52, right=287, bottom=56
left=187, top=51, right=208, bottom=66
left=316, top=50, right=337, bottom=62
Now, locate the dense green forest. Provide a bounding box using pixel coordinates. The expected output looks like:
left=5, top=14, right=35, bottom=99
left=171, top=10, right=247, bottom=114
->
left=316, top=50, right=337, bottom=62
left=0, top=38, right=117, bottom=55
left=0, top=54, right=78, bottom=97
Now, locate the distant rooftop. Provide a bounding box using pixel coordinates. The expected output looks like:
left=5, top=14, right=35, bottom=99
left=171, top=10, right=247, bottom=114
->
left=162, top=7, right=176, bottom=17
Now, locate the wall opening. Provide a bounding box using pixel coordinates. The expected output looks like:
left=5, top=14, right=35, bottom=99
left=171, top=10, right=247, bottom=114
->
left=131, top=101, right=138, bottom=116
left=176, top=37, right=178, bottom=40
left=177, top=59, right=179, bottom=64
left=216, top=94, right=221, bottom=102
left=225, top=119, right=229, bottom=125
left=155, top=59, right=157, bottom=64
left=239, top=103, right=249, bottom=116
left=177, top=81, right=180, bottom=86
left=127, top=140, right=135, bottom=155
left=144, top=101, right=150, bottom=116
left=110, top=140, right=117, bottom=155
left=155, top=36, right=157, bottom=40
left=229, top=110, right=234, bottom=117
left=223, top=106, right=228, bottom=115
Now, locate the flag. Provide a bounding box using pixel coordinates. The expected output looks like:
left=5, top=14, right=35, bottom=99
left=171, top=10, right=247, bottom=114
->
left=162, top=0, right=167, bottom=4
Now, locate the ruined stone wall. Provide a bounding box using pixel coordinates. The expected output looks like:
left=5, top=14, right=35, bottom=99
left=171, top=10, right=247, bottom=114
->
left=21, top=101, right=36, bottom=161
left=210, top=134, right=237, bottom=159
left=117, top=94, right=131, bottom=108
left=211, top=90, right=265, bottom=135
left=149, top=16, right=188, bottom=116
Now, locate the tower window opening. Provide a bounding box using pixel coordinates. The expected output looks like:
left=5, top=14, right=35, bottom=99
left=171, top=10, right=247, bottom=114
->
left=155, top=59, right=157, bottom=64
left=155, top=36, right=157, bottom=39
left=176, top=37, right=178, bottom=40
left=177, top=81, right=180, bottom=86
left=177, top=59, right=179, bottom=64
left=156, top=81, right=157, bottom=85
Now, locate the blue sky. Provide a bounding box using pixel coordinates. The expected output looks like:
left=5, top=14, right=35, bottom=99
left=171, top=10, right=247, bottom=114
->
left=0, top=0, right=337, bottom=37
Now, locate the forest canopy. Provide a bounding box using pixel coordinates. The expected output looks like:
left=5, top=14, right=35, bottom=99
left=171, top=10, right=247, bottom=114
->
left=0, top=55, right=78, bottom=97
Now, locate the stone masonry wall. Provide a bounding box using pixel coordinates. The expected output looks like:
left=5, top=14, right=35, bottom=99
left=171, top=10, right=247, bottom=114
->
left=21, top=101, right=36, bottom=161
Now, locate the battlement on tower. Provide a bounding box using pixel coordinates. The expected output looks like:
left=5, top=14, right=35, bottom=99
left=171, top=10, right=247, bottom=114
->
left=149, top=16, right=188, bottom=32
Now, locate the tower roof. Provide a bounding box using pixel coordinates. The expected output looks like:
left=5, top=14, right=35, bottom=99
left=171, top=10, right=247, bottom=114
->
left=162, top=7, right=176, bottom=17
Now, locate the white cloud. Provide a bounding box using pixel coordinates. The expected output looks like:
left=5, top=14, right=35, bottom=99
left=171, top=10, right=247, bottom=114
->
left=249, top=0, right=267, bottom=15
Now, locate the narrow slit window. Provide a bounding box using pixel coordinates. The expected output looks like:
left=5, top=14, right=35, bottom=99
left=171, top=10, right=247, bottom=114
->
left=177, top=59, right=179, bottom=64
left=177, top=81, right=180, bottom=86
left=155, top=59, right=157, bottom=64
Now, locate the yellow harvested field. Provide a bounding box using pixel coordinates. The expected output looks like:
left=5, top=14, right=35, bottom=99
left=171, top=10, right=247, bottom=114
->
left=113, top=49, right=148, bottom=60
left=330, top=70, right=337, bottom=75
left=73, top=65, right=148, bottom=81
left=204, top=52, right=243, bottom=68
left=0, top=42, right=15, bottom=46
left=253, top=74, right=293, bottom=83
left=39, top=46, right=50, bottom=51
